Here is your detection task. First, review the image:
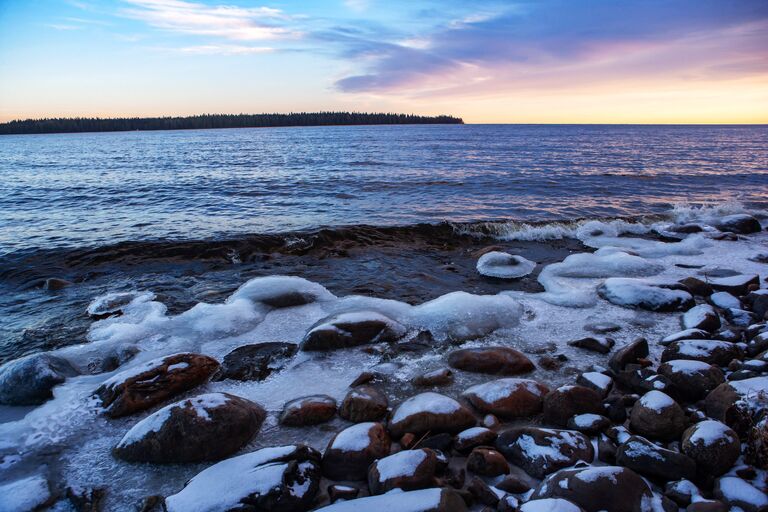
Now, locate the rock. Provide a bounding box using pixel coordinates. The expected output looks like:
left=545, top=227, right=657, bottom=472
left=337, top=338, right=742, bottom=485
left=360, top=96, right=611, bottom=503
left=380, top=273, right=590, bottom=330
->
left=608, top=338, right=649, bottom=373
left=454, top=427, right=498, bottom=453
left=351, top=371, right=376, bottom=386
left=280, top=394, right=337, bottom=426
left=482, top=414, right=500, bottom=429
left=715, top=214, right=762, bottom=234
left=542, top=385, right=603, bottom=427
left=531, top=466, right=655, bottom=512
left=662, top=329, right=710, bottom=345
left=567, top=414, right=610, bottom=435
left=679, top=277, right=714, bottom=297
left=466, top=447, right=509, bottom=477
left=615, top=435, right=696, bottom=481
left=165, top=444, right=321, bottom=512
left=420, top=433, right=453, bottom=451
left=0, top=353, right=78, bottom=405
left=498, top=495, right=520, bottom=512
left=585, top=321, right=622, bottom=334
left=322, top=422, right=391, bottom=481
left=682, top=304, right=721, bottom=332
left=658, top=360, right=725, bottom=402
left=614, top=366, right=673, bottom=396
left=661, top=340, right=742, bottom=366
left=227, top=275, right=335, bottom=308
left=681, top=420, right=740, bottom=476
left=567, top=337, right=615, bottom=354
left=664, top=479, right=700, bottom=507
left=328, top=485, right=359, bottom=503
left=598, top=278, right=694, bottom=312
left=300, top=311, right=406, bottom=351
left=339, top=386, right=388, bottom=422
left=44, top=277, right=72, bottom=290
left=686, top=500, right=728, bottom=512
left=313, top=488, right=468, bottom=512
left=495, top=427, right=593, bottom=479
left=519, top=499, right=584, bottom=512
left=710, top=292, right=742, bottom=310
left=447, top=347, right=534, bottom=375
left=66, top=485, right=106, bottom=511
left=496, top=475, right=531, bottom=494
left=745, top=290, right=768, bottom=319
left=94, top=353, right=219, bottom=417
left=745, top=417, right=768, bottom=469
left=476, top=251, right=536, bottom=279
left=704, top=377, right=768, bottom=424
left=0, top=474, right=52, bottom=512
left=463, top=378, right=549, bottom=419
left=214, top=342, right=296, bottom=381
left=367, top=448, right=439, bottom=495
left=467, top=477, right=501, bottom=506
left=413, top=368, right=454, bottom=387
left=87, top=291, right=147, bottom=318
left=713, top=476, right=768, bottom=512
left=629, top=390, right=687, bottom=440
left=597, top=436, right=617, bottom=463
left=576, top=372, right=613, bottom=397
left=114, top=392, right=266, bottom=463
left=388, top=392, right=476, bottom=438
left=709, top=274, right=760, bottom=296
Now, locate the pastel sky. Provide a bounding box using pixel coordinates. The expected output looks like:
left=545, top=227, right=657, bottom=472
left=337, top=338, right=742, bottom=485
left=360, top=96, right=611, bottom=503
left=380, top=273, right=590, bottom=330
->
left=1, top=0, right=767, bottom=123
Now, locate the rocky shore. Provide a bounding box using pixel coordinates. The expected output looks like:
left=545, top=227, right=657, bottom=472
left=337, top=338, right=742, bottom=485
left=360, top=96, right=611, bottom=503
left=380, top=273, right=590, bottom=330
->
left=0, top=213, right=767, bottom=511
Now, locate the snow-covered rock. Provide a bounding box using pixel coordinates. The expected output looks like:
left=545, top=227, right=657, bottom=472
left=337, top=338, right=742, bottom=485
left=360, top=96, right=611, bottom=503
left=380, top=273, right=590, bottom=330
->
left=314, top=488, right=467, bottom=512
left=388, top=392, right=476, bottom=437
left=463, top=378, right=549, bottom=419
left=682, top=304, right=720, bottom=332
left=629, top=390, right=688, bottom=441
left=0, top=474, right=51, bottom=512
left=661, top=340, right=742, bottom=366
left=322, top=422, right=391, bottom=480
left=367, top=448, right=439, bottom=494
left=227, top=275, right=336, bottom=308
left=0, top=353, right=78, bottom=406
left=598, top=278, right=694, bottom=312
left=476, top=251, right=536, bottom=279
left=301, top=311, right=407, bottom=351
left=495, top=427, right=593, bottom=479
left=681, top=420, right=740, bottom=477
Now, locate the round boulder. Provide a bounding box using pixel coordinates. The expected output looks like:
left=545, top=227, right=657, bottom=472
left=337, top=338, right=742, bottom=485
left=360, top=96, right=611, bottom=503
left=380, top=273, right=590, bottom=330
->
left=658, top=360, right=724, bottom=402
left=496, top=427, right=593, bottom=479
left=462, top=378, right=549, bottom=418
left=542, top=385, right=603, bottom=427
left=367, top=448, right=438, bottom=495
left=629, top=390, right=688, bottom=441
left=280, top=394, right=337, bottom=426
left=388, top=392, right=476, bottom=438
left=681, top=420, right=740, bottom=477
left=447, top=346, right=534, bottom=375
left=322, top=422, right=391, bottom=481
left=340, top=386, right=388, bottom=422
left=0, top=353, right=78, bottom=405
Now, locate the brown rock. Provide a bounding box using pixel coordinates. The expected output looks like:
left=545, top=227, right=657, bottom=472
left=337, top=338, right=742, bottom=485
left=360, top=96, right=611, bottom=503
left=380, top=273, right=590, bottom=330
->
left=454, top=427, right=498, bottom=453
left=340, top=386, right=388, bottom=422
left=448, top=347, right=534, bottom=375
left=280, top=394, right=337, bottom=426
left=462, top=378, right=549, bottom=419
left=681, top=420, right=740, bottom=477
left=466, top=447, right=509, bottom=477
left=608, top=338, right=649, bottom=372
left=322, top=422, right=391, bottom=481
left=388, top=392, right=476, bottom=438
left=629, top=390, right=688, bottom=441
left=367, top=448, right=438, bottom=494
left=542, top=385, right=603, bottom=427
left=496, top=427, right=593, bottom=479
left=214, top=342, right=296, bottom=382
left=412, top=368, right=454, bottom=387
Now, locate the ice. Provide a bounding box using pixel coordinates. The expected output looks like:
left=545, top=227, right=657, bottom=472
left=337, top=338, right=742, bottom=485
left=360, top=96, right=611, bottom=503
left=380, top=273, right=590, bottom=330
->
left=520, top=498, right=582, bottom=512
left=476, top=251, right=536, bottom=279
left=598, top=278, right=692, bottom=311
left=374, top=449, right=428, bottom=481
left=390, top=393, right=460, bottom=424
left=315, top=488, right=446, bottom=512
left=0, top=474, right=50, bottom=512
left=638, top=390, right=675, bottom=411
left=330, top=422, right=377, bottom=452
left=687, top=420, right=735, bottom=447
left=86, top=291, right=155, bottom=316
left=227, top=276, right=336, bottom=305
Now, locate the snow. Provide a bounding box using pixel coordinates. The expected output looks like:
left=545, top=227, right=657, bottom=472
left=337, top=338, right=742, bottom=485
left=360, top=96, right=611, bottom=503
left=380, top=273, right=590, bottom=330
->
left=638, top=390, right=676, bottom=411
left=0, top=474, right=50, bottom=512
left=573, top=414, right=603, bottom=428
left=166, top=362, right=189, bottom=372
left=463, top=378, right=546, bottom=404
left=391, top=393, right=461, bottom=424
left=662, top=329, right=708, bottom=344
left=598, top=278, right=692, bottom=310
left=456, top=427, right=491, bottom=441
left=710, top=292, right=741, bottom=310
left=476, top=251, right=536, bottom=279
left=515, top=429, right=589, bottom=463
left=330, top=422, right=377, bottom=452
left=682, top=304, right=717, bottom=329
left=687, top=420, right=735, bottom=447
left=227, top=275, right=336, bottom=305
left=622, top=438, right=663, bottom=461
left=710, top=274, right=758, bottom=288
left=717, top=477, right=768, bottom=508
left=663, top=359, right=713, bottom=374
left=374, top=449, right=428, bottom=481
left=86, top=291, right=155, bottom=316
left=580, top=372, right=611, bottom=391
left=520, top=498, right=582, bottom=512
left=314, top=488, right=445, bottom=512
left=573, top=466, right=623, bottom=484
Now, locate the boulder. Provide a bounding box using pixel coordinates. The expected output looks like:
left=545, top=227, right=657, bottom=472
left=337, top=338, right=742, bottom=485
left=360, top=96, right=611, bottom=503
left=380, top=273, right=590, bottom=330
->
left=681, top=420, right=740, bottom=476
left=367, top=448, right=439, bottom=494
left=705, top=376, right=768, bottom=424
left=609, top=338, right=649, bottom=372
left=519, top=499, right=584, bottom=512
left=165, top=444, right=321, bottom=512
left=447, top=346, right=534, bottom=375
left=388, top=393, right=476, bottom=438
left=462, top=378, right=549, bottom=419
left=713, top=476, right=768, bottom=512
left=0, top=353, right=78, bottom=405
left=687, top=500, right=728, bottom=512
left=576, top=372, right=613, bottom=397
left=661, top=340, right=742, bottom=366
left=629, top=390, right=688, bottom=441
left=682, top=304, right=720, bottom=332
left=745, top=290, right=768, bottom=319
left=664, top=479, right=701, bottom=507
left=661, top=329, right=710, bottom=345
left=679, top=277, right=714, bottom=297
left=453, top=427, right=497, bottom=453
left=280, top=395, right=337, bottom=426
left=495, top=427, right=593, bottom=479
left=328, top=485, right=359, bottom=503
left=658, top=360, right=724, bottom=402
left=714, top=214, right=761, bottom=234
left=614, top=366, right=673, bottom=396
left=0, top=474, right=52, bottom=512
left=710, top=292, right=742, bottom=310
left=313, top=488, right=468, bottom=512
left=227, top=275, right=335, bottom=308
left=340, top=386, right=388, bottom=422
left=114, top=392, right=265, bottom=463
left=567, top=337, right=615, bottom=354
left=598, top=278, right=694, bottom=312
left=567, top=414, right=610, bottom=435
left=300, top=311, right=406, bottom=351
left=466, top=447, right=509, bottom=477
left=709, top=274, right=760, bottom=296
left=95, top=353, right=219, bottom=417
left=615, top=435, right=696, bottom=481
left=213, top=342, right=296, bottom=381
left=531, top=465, right=655, bottom=512
left=322, top=422, right=391, bottom=481
left=413, top=368, right=454, bottom=387
left=542, top=385, right=603, bottom=427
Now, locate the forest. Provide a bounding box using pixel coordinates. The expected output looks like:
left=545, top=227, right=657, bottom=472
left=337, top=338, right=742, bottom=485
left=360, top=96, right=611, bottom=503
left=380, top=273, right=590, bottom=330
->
left=0, top=112, right=464, bottom=135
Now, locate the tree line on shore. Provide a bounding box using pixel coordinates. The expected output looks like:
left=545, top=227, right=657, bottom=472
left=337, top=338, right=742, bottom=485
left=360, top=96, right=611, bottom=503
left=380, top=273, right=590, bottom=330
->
left=0, top=112, right=464, bottom=135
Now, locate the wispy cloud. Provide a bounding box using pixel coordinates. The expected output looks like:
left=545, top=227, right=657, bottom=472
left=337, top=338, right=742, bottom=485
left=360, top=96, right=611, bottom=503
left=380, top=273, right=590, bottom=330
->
left=46, top=23, right=83, bottom=31
left=177, top=44, right=275, bottom=55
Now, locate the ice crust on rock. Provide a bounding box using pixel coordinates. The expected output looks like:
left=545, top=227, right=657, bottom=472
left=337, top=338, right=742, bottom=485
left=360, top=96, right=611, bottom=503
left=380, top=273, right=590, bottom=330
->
left=598, top=278, right=693, bottom=311
left=476, top=251, right=536, bottom=279
left=0, top=474, right=50, bottom=512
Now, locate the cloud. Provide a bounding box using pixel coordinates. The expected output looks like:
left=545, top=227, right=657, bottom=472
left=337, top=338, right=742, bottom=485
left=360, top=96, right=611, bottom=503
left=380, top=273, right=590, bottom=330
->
left=177, top=44, right=275, bottom=55
left=120, top=0, right=301, bottom=41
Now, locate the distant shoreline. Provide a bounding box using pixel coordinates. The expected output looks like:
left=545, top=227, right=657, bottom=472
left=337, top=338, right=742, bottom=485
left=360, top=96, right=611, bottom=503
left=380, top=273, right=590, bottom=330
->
left=0, top=112, right=463, bottom=136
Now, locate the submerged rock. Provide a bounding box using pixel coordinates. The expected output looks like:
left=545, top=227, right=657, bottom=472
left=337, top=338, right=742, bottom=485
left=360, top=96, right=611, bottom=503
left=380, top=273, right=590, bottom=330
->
left=322, top=422, right=391, bottom=481
left=598, top=278, right=694, bottom=312
left=280, top=394, right=337, bottom=426
left=164, top=444, right=321, bottom=512
left=447, top=346, right=534, bottom=375
left=95, top=353, right=220, bottom=418
left=367, top=448, right=439, bottom=494
left=0, top=353, right=78, bottom=405
left=214, top=342, right=296, bottom=382
left=388, top=392, right=476, bottom=437
left=314, top=488, right=467, bottom=512
left=496, top=427, right=593, bottom=479
left=476, top=251, right=536, bottom=279
left=300, top=311, right=406, bottom=351
left=114, top=392, right=265, bottom=463
left=462, top=378, right=549, bottom=419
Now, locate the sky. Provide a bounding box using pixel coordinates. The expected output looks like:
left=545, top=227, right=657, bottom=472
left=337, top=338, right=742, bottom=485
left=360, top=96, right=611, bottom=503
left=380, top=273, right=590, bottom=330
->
left=0, top=0, right=767, bottom=123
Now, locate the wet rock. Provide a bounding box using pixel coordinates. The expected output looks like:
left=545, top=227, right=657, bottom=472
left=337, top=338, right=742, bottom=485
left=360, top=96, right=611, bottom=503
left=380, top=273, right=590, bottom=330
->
left=715, top=214, right=762, bottom=234
left=413, top=368, right=454, bottom=387
left=682, top=304, right=721, bottom=332
left=686, top=500, right=728, bottom=512
left=542, top=385, right=603, bottom=427
left=608, top=338, right=649, bottom=372
left=466, top=447, right=509, bottom=477
left=114, top=392, right=265, bottom=463
left=496, top=475, right=531, bottom=494
left=658, top=360, right=724, bottom=402
left=95, top=353, right=219, bottom=417
left=322, top=422, right=391, bottom=481
left=447, top=346, right=534, bottom=375
left=339, top=386, right=388, bottom=422
left=389, top=392, right=476, bottom=438
left=0, top=352, right=78, bottom=405
left=713, top=476, right=768, bottom=512
left=567, top=337, right=615, bottom=354
left=462, top=378, right=549, bottom=419
left=44, top=277, right=73, bottom=290
left=614, top=366, right=673, bottom=396
left=567, top=414, right=610, bottom=435
left=576, top=372, right=613, bottom=397
left=679, top=277, right=714, bottom=297
left=214, top=342, right=296, bottom=382
left=454, top=427, right=497, bottom=453
left=87, top=291, right=146, bottom=319
left=616, top=435, right=696, bottom=481
left=598, top=278, right=694, bottom=312
left=709, top=274, right=760, bottom=296
left=328, top=484, right=359, bottom=503
left=165, top=444, right=321, bottom=512
left=300, top=311, right=406, bottom=351
left=313, top=488, right=468, bottom=512
left=681, top=420, right=740, bottom=476
left=629, top=390, right=688, bottom=441
left=367, top=448, right=439, bottom=494
left=467, top=477, right=501, bottom=507
left=661, top=340, right=742, bottom=366
left=519, top=499, right=584, bottom=512
left=531, top=465, right=655, bottom=512
left=705, top=376, right=768, bottom=424
left=496, top=427, right=593, bottom=479
left=280, top=394, right=337, bottom=426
